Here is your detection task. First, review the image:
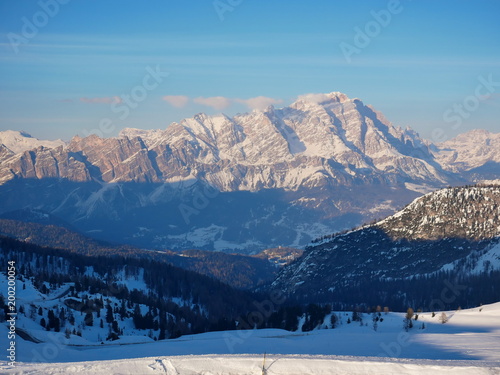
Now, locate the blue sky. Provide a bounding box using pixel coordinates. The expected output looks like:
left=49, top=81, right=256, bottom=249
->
left=0, top=0, right=499, bottom=142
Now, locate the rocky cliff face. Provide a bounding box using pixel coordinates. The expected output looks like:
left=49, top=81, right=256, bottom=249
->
left=0, top=92, right=496, bottom=251
left=0, top=93, right=452, bottom=190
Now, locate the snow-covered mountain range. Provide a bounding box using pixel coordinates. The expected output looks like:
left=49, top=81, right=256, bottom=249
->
left=433, top=129, right=500, bottom=180
left=0, top=93, right=453, bottom=187
left=0, top=92, right=498, bottom=251
left=0, top=130, right=65, bottom=155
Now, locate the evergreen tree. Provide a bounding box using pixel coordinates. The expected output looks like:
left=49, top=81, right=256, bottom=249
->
left=54, top=318, right=60, bottom=332
left=330, top=313, right=338, bottom=329
left=112, top=320, right=120, bottom=334
left=84, top=312, right=94, bottom=326
left=106, top=303, right=114, bottom=324
left=48, top=309, right=56, bottom=330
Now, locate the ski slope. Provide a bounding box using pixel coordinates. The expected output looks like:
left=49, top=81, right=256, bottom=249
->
left=3, top=354, right=499, bottom=375
left=1, top=303, right=500, bottom=374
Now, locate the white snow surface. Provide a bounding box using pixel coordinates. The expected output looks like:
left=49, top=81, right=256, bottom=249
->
left=441, top=241, right=500, bottom=274
left=2, top=303, right=500, bottom=374
left=435, top=129, right=500, bottom=172
left=0, top=130, right=65, bottom=154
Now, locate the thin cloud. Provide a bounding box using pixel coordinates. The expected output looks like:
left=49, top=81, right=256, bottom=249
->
left=160, top=95, right=284, bottom=111
left=479, top=93, right=500, bottom=101
left=235, top=96, right=283, bottom=110
left=162, top=95, right=189, bottom=108
left=479, top=93, right=500, bottom=107
left=193, top=96, right=231, bottom=110
left=296, top=93, right=331, bottom=104
left=80, top=96, right=122, bottom=104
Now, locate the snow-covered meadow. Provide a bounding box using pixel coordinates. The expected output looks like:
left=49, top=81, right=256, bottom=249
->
left=2, top=302, right=499, bottom=374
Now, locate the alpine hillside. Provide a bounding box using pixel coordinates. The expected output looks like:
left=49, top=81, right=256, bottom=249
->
left=0, top=235, right=264, bottom=344
left=271, top=185, right=500, bottom=310
left=0, top=216, right=283, bottom=289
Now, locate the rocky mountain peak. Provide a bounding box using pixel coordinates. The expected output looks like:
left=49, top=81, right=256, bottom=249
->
left=0, top=92, right=498, bottom=251
left=0, top=92, right=457, bottom=191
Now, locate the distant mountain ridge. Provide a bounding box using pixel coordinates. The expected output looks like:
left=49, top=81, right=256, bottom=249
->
left=434, top=129, right=500, bottom=172
left=433, top=129, right=500, bottom=182
left=0, top=92, right=498, bottom=251
left=0, top=130, right=65, bottom=155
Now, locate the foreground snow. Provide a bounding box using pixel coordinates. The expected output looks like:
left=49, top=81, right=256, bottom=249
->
left=4, top=354, right=500, bottom=375
left=1, top=302, right=500, bottom=374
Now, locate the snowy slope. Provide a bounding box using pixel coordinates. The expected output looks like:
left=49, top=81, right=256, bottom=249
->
left=0, top=270, right=161, bottom=346
left=440, top=241, right=500, bottom=274
left=272, top=185, right=500, bottom=302
left=1, top=302, right=499, bottom=374
left=2, top=354, right=499, bottom=375
left=0, top=130, right=65, bottom=154
left=435, top=129, right=500, bottom=172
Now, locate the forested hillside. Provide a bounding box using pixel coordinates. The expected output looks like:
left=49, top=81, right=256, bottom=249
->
left=0, top=236, right=261, bottom=342
left=0, top=219, right=278, bottom=289
left=271, top=185, right=500, bottom=310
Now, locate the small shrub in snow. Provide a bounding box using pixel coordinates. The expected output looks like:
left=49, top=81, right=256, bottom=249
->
left=439, top=312, right=448, bottom=324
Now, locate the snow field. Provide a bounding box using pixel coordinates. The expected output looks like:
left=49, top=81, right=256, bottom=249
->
left=1, top=302, right=499, bottom=374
